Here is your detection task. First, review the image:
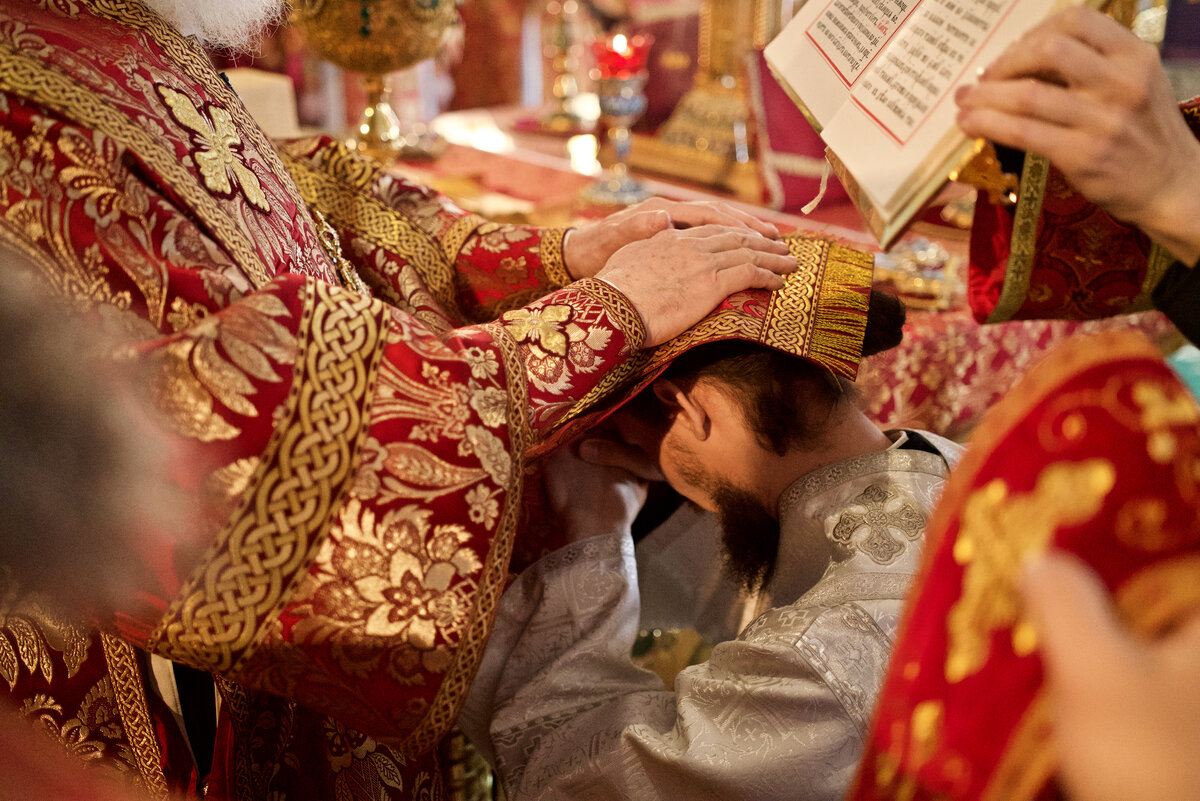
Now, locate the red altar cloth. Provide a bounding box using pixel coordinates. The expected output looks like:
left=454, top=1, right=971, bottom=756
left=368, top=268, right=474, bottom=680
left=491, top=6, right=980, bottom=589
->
left=859, top=308, right=1179, bottom=441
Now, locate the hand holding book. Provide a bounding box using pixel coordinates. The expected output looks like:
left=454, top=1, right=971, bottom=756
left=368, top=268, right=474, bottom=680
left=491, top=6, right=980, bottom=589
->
left=764, top=0, right=1107, bottom=247
left=955, top=5, right=1200, bottom=267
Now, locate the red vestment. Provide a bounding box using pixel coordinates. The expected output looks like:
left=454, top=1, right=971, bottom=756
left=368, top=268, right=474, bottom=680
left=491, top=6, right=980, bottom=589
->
left=0, top=1, right=874, bottom=798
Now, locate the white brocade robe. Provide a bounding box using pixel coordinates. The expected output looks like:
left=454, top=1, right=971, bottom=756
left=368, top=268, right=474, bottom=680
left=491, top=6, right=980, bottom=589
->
left=462, top=431, right=962, bottom=801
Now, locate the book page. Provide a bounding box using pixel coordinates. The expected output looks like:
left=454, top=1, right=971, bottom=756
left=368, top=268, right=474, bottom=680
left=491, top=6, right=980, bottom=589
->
left=850, top=0, right=1014, bottom=144
left=820, top=0, right=1078, bottom=217
left=765, top=0, right=917, bottom=130
left=808, top=0, right=918, bottom=86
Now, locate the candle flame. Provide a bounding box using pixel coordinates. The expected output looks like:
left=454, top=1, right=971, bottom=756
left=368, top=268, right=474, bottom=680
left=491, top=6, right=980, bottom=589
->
left=611, top=33, right=628, bottom=52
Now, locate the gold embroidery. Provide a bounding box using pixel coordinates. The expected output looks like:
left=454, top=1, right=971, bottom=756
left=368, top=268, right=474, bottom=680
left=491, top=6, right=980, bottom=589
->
left=278, top=145, right=464, bottom=321
left=0, top=41, right=272, bottom=287
left=22, top=694, right=108, bottom=761
left=311, top=209, right=372, bottom=297
left=323, top=717, right=407, bottom=801
left=873, top=699, right=953, bottom=798
left=145, top=291, right=297, bottom=442
left=0, top=591, right=91, bottom=690
left=574, top=277, right=646, bottom=350
left=157, top=85, right=270, bottom=213
left=86, top=0, right=305, bottom=212
left=536, top=228, right=571, bottom=288
left=989, top=153, right=1050, bottom=324
left=441, top=214, right=485, bottom=268
left=501, top=305, right=572, bottom=357
left=101, top=634, right=169, bottom=799
left=946, top=460, right=1116, bottom=683
left=148, top=282, right=384, bottom=674
left=1131, top=380, right=1200, bottom=464
left=398, top=321, right=529, bottom=757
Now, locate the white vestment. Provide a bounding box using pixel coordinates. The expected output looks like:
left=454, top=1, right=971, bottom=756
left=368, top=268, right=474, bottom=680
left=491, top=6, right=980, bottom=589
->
left=462, top=431, right=962, bottom=801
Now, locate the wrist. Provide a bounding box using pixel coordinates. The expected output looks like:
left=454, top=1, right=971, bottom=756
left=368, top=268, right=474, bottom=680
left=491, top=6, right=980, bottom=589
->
left=561, top=227, right=580, bottom=281
left=1136, top=143, right=1200, bottom=266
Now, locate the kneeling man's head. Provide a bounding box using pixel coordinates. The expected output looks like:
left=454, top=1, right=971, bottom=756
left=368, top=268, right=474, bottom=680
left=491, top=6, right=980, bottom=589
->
left=618, top=291, right=905, bottom=591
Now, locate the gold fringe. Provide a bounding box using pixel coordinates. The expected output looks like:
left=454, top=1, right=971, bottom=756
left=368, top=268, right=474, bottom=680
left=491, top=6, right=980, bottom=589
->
left=805, top=242, right=873, bottom=379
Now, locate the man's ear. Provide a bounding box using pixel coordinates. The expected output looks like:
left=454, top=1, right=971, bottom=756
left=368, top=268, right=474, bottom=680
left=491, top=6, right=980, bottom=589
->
left=653, top=379, right=711, bottom=441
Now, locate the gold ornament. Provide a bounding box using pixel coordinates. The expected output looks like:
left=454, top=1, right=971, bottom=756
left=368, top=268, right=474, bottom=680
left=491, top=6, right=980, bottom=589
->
left=292, top=0, right=458, bottom=161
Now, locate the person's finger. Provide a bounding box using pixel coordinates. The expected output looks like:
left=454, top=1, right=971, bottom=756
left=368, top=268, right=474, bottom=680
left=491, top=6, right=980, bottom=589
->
left=955, top=104, right=1084, bottom=164
left=682, top=228, right=791, bottom=254
left=958, top=72, right=1097, bottom=129
left=626, top=208, right=673, bottom=236
left=660, top=201, right=780, bottom=238
left=1022, top=551, right=1133, bottom=689
left=710, top=247, right=796, bottom=275
left=714, top=262, right=789, bottom=296
left=981, top=28, right=1111, bottom=87
left=577, top=437, right=665, bottom=481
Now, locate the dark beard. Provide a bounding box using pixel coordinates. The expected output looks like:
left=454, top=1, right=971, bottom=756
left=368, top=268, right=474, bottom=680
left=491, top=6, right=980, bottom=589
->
left=713, top=486, right=780, bottom=594
left=668, top=437, right=780, bottom=593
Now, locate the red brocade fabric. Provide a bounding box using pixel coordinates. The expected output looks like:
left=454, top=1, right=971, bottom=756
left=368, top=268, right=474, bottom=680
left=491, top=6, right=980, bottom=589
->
left=0, top=2, right=876, bottom=798
left=846, top=329, right=1200, bottom=801
left=967, top=97, right=1200, bottom=323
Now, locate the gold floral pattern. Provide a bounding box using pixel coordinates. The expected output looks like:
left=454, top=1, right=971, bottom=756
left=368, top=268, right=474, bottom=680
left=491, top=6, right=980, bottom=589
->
left=502, top=305, right=572, bottom=357
left=145, top=291, right=297, bottom=441
left=0, top=586, right=91, bottom=690
left=945, top=460, right=1116, bottom=683
left=157, top=85, right=270, bottom=213
left=304, top=500, right=480, bottom=678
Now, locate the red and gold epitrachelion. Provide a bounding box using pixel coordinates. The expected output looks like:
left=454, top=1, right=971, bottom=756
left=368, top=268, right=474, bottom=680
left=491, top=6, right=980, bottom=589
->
left=846, top=329, right=1200, bottom=801
left=967, top=98, right=1200, bottom=323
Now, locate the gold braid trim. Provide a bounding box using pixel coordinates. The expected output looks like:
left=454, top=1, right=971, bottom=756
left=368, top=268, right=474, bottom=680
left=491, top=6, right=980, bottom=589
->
left=551, top=235, right=872, bottom=432
left=100, top=635, right=170, bottom=800
left=1129, top=242, right=1177, bottom=311
left=147, top=281, right=386, bottom=674
left=441, top=213, right=486, bottom=267
left=0, top=43, right=272, bottom=289
left=279, top=150, right=467, bottom=323
left=398, top=320, right=531, bottom=756
left=86, top=0, right=305, bottom=211
left=989, top=153, right=1049, bottom=324
left=574, top=277, right=647, bottom=349
left=538, top=228, right=573, bottom=289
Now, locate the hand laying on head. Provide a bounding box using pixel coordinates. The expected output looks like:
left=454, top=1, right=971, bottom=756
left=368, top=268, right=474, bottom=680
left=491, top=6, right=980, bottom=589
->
left=563, top=197, right=781, bottom=280
left=544, top=439, right=650, bottom=544
left=955, top=5, right=1200, bottom=265
left=1022, top=552, right=1200, bottom=801
left=595, top=224, right=795, bottom=347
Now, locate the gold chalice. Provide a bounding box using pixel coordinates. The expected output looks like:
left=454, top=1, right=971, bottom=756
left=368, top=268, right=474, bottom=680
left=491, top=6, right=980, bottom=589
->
left=292, top=0, right=458, bottom=161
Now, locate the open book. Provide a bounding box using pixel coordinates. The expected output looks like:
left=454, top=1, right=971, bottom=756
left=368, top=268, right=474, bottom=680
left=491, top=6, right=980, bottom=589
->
left=764, top=0, right=1103, bottom=248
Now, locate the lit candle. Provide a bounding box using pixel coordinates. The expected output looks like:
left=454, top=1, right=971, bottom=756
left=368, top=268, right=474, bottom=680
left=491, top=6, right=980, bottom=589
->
left=592, top=32, right=653, bottom=80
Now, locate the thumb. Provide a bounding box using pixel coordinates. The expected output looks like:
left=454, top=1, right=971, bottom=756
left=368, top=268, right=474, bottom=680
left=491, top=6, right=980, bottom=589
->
left=1022, top=551, right=1131, bottom=687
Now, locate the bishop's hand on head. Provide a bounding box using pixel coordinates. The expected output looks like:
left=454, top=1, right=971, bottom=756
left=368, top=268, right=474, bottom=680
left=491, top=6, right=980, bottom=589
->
left=562, top=197, right=781, bottom=280
left=596, top=224, right=795, bottom=347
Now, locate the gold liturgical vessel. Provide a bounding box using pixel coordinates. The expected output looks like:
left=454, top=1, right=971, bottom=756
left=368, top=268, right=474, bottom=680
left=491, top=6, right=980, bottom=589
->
left=292, top=0, right=458, bottom=161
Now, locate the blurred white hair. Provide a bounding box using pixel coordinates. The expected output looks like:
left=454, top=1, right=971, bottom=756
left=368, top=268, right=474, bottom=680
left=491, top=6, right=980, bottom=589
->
left=143, top=0, right=288, bottom=53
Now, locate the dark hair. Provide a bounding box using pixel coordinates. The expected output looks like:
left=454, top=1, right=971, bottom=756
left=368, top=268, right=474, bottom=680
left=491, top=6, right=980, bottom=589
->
left=657, top=290, right=905, bottom=455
